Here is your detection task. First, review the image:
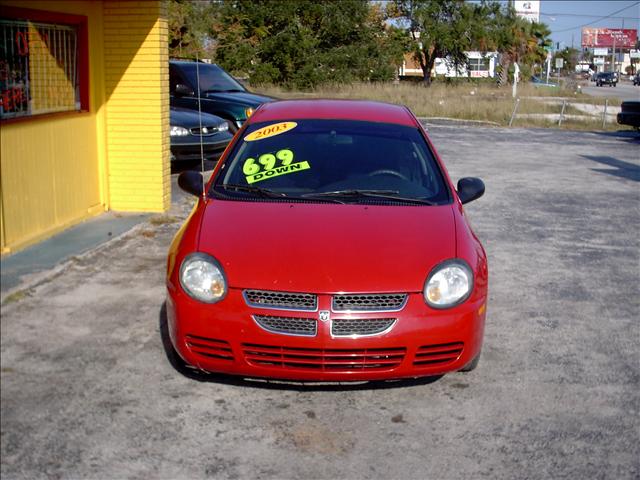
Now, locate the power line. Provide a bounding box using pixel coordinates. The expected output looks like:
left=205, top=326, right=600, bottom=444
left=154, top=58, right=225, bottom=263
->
left=552, top=2, right=640, bottom=33
left=541, top=13, right=640, bottom=21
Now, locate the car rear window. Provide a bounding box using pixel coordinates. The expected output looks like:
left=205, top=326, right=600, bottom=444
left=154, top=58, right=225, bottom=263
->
left=211, top=119, right=450, bottom=205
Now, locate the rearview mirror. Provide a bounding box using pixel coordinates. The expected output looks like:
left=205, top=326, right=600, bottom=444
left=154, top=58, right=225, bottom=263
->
left=178, top=171, right=204, bottom=197
left=174, top=83, right=194, bottom=97
left=457, top=177, right=485, bottom=204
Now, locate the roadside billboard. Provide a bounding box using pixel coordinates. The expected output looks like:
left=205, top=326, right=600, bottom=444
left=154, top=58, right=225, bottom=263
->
left=513, top=1, right=540, bottom=22
left=582, top=28, right=637, bottom=48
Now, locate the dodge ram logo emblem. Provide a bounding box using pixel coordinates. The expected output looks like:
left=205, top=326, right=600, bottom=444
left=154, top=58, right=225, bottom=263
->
left=319, top=310, right=330, bottom=322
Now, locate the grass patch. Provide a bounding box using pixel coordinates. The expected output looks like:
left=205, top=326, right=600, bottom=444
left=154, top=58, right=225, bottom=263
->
left=253, top=81, right=624, bottom=130
left=3, top=289, right=30, bottom=305
left=148, top=215, right=178, bottom=226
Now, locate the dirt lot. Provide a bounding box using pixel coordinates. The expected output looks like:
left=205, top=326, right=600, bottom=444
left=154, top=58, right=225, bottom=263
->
left=1, top=125, right=639, bottom=479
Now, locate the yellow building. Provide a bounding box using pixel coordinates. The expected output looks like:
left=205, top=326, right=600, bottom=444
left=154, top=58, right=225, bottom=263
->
left=0, top=0, right=170, bottom=254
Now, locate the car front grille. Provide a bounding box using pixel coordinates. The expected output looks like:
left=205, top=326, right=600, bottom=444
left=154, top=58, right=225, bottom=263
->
left=185, top=334, right=234, bottom=361
left=331, top=318, right=396, bottom=336
left=244, top=290, right=317, bottom=311
left=189, top=125, right=219, bottom=136
left=242, top=344, right=406, bottom=372
left=332, top=293, right=407, bottom=311
left=413, top=342, right=463, bottom=366
left=253, top=315, right=317, bottom=336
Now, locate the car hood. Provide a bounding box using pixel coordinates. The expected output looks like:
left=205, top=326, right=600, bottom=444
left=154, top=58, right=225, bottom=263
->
left=170, top=107, right=225, bottom=128
left=197, top=200, right=456, bottom=293
left=203, top=91, right=273, bottom=107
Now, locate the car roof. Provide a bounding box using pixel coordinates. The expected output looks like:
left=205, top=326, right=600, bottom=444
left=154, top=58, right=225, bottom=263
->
left=249, top=99, right=418, bottom=127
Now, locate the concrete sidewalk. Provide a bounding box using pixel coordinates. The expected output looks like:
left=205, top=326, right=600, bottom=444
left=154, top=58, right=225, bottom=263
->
left=1, top=212, right=150, bottom=302
left=0, top=171, right=205, bottom=303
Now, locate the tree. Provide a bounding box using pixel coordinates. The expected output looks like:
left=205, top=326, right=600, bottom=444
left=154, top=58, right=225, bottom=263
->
left=487, top=4, right=552, bottom=86
left=389, top=0, right=489, bottom=85
left=211, top=0, right=405, bottom=89
left=168, top=0, right=217, bottom=59
left=553, top=47, right=579, bottom=75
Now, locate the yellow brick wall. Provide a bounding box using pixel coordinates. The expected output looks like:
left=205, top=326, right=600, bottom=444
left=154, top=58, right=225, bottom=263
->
left=103, top=0, right=170, bottom=212
left=0, top=0, right=105, bottom=254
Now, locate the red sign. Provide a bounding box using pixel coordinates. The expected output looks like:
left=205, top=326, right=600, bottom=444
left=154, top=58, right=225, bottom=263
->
left=582, top=28, right=637, bottom=48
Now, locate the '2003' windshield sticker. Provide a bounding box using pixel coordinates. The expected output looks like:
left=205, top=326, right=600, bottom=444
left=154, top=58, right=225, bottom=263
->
left=243, top=148, right=310, bottom=184
left=244, top=122, right=297, bottom=142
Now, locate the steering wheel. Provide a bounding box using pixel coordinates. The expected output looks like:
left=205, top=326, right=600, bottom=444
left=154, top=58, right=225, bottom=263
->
left=368, top=169, right=410, bottom=182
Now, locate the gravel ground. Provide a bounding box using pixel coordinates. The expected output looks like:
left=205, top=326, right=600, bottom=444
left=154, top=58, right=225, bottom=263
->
left=1, top=125, right=639, bottom=479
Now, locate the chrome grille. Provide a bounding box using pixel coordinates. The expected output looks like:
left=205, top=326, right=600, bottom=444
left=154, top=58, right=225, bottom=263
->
left=253, top=315, right=317, bottom=336
left=244, top=290, right=317, bottom=311
left=331, top=318, right=396, bottom=337
left=413, top=342, right=464, bottom=366
left=242, top=344, right=406, bottom=372
left=332, top=294, right=407, bottom=311
left=189, top=125, right=219, bottom=136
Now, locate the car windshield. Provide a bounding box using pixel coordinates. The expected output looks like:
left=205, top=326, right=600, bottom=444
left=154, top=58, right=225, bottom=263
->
left=211, top=119, right=450, bottom=205
left=178, top=63, right=246, bottom=94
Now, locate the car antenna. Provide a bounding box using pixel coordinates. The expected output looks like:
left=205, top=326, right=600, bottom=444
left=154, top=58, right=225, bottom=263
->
left=195, top=53, right=206, bottom=198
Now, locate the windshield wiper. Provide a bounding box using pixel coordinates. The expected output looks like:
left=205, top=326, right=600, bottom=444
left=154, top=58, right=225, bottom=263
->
left=218, top=184, right=287, bottom=198
left=301, top=189, right=436, bottom=205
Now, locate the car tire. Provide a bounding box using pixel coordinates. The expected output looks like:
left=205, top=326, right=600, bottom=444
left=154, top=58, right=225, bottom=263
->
left=459, top=351, right=481, bottom=372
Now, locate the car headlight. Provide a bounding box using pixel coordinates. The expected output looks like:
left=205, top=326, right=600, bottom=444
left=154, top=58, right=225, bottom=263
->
left=179, top=253, right=227, bottom=303
left=170, top=126, right=190, bottom=136
left=424, top=260, right=473, bottom=309
left=245, top=107, right=254, bottom=118
left=217, top=121, right=229, bottom=132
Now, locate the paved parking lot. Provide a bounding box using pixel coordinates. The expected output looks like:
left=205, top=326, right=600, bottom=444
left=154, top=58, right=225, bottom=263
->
left=1, top=125, right=639, bottom=479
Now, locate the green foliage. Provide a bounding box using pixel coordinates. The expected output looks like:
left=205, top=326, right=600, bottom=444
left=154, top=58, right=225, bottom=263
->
left=553, top=47, right=580, bottom=74
left=168, top=0, right=217, bottom=59
left=391, top=0, right=488, bottom=84
left=211, top=0, right=404, bottom=89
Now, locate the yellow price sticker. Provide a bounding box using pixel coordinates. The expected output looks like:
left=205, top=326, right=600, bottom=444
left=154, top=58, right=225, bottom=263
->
left=244, top=122, right=297, bottom=142
left=242, top=148, right=310, bottom=184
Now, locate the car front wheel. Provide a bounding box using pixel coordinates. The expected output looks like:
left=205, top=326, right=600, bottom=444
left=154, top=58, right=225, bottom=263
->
left=459, top=351, right=481, bottom=372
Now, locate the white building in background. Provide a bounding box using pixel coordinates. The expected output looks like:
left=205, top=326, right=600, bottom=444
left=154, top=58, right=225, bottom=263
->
left=434, top=52, right=499, bottom=78
left=399, top=52, right=498, bottom=78
left=512, top=0, right=540, bottom=23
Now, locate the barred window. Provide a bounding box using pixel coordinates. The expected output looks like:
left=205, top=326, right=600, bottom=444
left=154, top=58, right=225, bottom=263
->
left=468, top=58, right=490, bottom=72
left=1, top=11, right=87, bottom=120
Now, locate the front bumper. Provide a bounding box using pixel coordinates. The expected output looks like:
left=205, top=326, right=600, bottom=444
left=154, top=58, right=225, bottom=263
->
left=166, top=287, right=486, bottom=381
left=617, top=112, right=640, bottom=128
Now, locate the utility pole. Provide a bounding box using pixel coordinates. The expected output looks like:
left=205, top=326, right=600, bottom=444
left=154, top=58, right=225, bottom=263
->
left=611, top=35, right=616, bottom=72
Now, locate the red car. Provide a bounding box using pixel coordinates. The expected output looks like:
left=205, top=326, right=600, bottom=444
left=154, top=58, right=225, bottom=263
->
left=166, top=99, right=488, bottom=381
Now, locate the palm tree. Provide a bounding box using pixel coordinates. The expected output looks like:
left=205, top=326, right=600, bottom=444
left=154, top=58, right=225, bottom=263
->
left=490, top=5, right=551, bottom=86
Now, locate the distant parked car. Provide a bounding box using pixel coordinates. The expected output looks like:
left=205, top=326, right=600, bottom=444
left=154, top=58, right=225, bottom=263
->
left=633, top=73, right=640, bottom=86
left=170, top=107, right=233, bottom=164
left=530, top=76, right=557, bottom=88
left=595, top=72, right=617, bottom=87
left=617, top=101, right=640, bottom=130
left=170, top=60, right=274, bottom=133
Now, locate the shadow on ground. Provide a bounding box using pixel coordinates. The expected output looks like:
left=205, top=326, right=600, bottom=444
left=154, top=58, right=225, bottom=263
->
left=158, top=303, right=443, bottom=392
left=582, top=155, right=640, bottom=182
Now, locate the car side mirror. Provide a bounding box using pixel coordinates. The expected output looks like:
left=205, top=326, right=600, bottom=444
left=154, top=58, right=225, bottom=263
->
left=457, top=177, right=485, bottom=204
left=178, top=171, right=204, bottom=197
left=174, top=84, right=194, bottom=97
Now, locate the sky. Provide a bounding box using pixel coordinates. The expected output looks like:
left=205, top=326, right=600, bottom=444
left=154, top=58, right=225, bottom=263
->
left=539, top=0, right=640, bottom=49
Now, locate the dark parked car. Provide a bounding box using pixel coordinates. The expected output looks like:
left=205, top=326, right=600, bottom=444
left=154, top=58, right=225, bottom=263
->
left=170, top=107, right=233, bottom=163
left=633, top=73, right=640, bottom=86
left=617, top=101, right=640, bottom=130
left=595, top=72, right=617, bottom=87
left=170, top=60, right=274, bottom=133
